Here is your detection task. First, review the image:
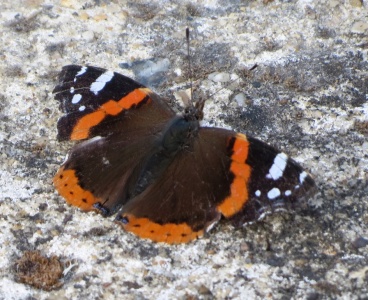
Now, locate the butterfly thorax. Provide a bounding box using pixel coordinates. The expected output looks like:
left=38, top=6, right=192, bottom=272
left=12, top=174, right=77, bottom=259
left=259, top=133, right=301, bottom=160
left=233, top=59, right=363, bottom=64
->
left=131, top=115, right=200, bottom=197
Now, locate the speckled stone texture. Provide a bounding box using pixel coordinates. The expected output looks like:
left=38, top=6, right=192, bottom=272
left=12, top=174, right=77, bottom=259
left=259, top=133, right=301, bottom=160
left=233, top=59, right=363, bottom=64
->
left=0, top=0, right=367, bottom=299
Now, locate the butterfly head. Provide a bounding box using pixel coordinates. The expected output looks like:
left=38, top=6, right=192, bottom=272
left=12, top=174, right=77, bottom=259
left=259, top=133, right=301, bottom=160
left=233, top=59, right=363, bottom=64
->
left=183, top=98, right=205, bottom=122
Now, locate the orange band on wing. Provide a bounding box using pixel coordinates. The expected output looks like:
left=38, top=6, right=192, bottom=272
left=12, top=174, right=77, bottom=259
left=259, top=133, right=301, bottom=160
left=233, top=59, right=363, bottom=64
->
left=230, top=133, right=249, bottom=163
left=53, top=167, right=100, bottom=211
left=70, top=88, right=151, bottom=140
left=217, top=134, right=251, bottom=218
left=119, top=214, right=204, bottom=244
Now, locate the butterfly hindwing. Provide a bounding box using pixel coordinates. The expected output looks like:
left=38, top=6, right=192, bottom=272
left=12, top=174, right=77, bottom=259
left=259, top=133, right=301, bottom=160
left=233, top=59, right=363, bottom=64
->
left=115, top=128, right=235, bottom=243
left=53, top=133, right=163, bottom=215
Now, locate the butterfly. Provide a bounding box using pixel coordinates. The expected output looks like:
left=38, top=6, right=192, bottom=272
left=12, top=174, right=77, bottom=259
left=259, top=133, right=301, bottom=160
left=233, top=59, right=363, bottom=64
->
left=53, top=64, right=317, bottom=244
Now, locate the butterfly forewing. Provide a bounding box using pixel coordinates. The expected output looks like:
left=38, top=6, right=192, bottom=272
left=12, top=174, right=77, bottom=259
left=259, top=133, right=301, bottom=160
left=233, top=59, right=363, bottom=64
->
left=228, top=136, right=317, bottom=227
left=53, top=65, right=175, bottom=141
left=53, top=65, right=176, bottom=215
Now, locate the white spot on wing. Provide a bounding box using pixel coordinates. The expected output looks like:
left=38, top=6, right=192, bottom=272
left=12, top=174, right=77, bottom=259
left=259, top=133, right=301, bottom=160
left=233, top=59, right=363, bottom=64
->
left=76, top=66, right=87, bottom=77
left=70, top=87, right=75, bottom=93
left=299, top=171, right=307, bottom=184
left=71, top=94, right=82, bottom=104
left=255, top=190, right=261, bottom=197
left=90, top=71, right=114, bottom=95
left=267, top=188, right=281, bottom=200
left=285, top=190, right=292, bottom=196
left=266, top=152, right=288, bottom=180
left=79, top=105, right=86, bottom=111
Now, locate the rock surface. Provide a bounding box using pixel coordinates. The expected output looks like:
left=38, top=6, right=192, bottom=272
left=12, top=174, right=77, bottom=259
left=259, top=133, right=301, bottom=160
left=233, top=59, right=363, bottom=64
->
left=0, top=0, right=367, bottom=299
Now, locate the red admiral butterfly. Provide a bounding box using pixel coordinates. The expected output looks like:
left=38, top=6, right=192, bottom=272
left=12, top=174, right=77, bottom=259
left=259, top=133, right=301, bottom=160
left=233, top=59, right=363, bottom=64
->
left=53, top=65, right=317, bottom=244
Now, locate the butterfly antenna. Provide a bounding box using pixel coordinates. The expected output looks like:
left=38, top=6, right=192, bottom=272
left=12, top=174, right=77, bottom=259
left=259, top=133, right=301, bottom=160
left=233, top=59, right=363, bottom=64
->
left=205, top=64, right=258, bottom=101
left=186, top=28, right=194, bottom=105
